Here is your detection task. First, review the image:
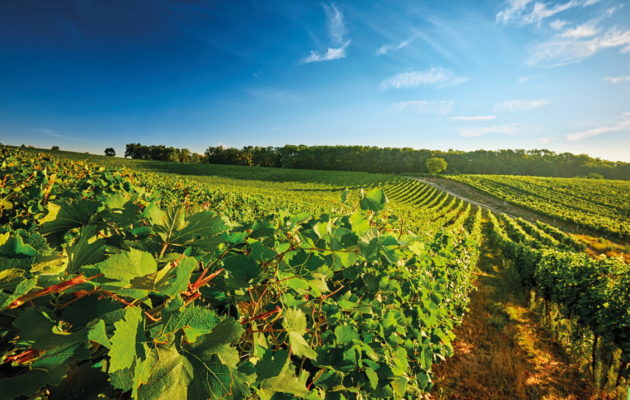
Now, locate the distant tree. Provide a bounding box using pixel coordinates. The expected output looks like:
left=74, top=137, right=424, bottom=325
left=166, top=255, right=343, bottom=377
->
left=51, top=146, right=60, bottom=151
left=585, top=172, right=604, bottom=179
left=104, top=147, right=116, bottom=157
left=178, top=148, right=192, bottom=163
left=191, top=153, right=204, bottom=163
left=426, top=157, right=448, bottom=174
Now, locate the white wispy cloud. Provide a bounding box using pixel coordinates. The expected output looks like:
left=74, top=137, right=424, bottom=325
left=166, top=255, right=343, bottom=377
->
left=450, top=115, right=497, bottom=121
left=530, top=28, right=630, bottom=67
left=380, top=68, right=468, bottom=90
left=566, top=114, right=630, bottom=141
left=301, top=3, right=350, bottom=64
left=376, top=35, right=416, bottom=55
left=494, top=99, right=551, bottom=112
left=496, top=0, right=535, bottom=25
left=604, top=75, right=630, bottom=84
left=560, top=21, right=600, bottom=38
left=550, top=19, right=569, bottom=30
left=497, top=0, right=600, bottom=25
left=393, top=100, right=453, bottom=115
left=458, top=123, right=522, bottom=137
left=301, top=42, right=349, bottom=63
left=324, top=3, right=347, bottom=45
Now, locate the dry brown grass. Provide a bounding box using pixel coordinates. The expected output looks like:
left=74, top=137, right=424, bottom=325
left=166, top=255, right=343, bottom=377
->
left=575, top=234, right=630, bottom=263
left=431, top=249, right=597, bottom=400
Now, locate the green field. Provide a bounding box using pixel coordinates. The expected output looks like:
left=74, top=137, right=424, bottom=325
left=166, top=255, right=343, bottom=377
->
left=0, top=147, right=627, bottom=399
left=446, top=174, right=630, bottom=241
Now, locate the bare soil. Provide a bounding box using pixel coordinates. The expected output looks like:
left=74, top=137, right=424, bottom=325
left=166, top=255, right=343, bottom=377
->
left=431, top=244, right=595, bottom=400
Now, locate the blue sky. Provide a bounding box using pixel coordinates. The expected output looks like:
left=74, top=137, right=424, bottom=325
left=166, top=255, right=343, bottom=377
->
left=1, top=0, right=629, bottom=161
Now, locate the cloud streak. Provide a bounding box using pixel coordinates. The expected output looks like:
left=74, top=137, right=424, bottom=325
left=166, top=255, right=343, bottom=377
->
left=380, top=68, right=468, bottom=90
left=458, top=123, right=522, bottom=137
left=560, top=21, right=600, bottom=38
left=301, top=3, right=350, bottom=64
left=494, top=99, right=551, bottom=112
left=566, top=114, right=630, bottom=141
left=604, top=75, right=630, bottom=84
left=376, top=35, right=415, bottom=55
left=393, top=100, right=453, bottom=115
left=497, top=0, right=598, bottom=25
left=530, top=28, right=630, bottom=67
left=301, top=42, right=349, bottom=63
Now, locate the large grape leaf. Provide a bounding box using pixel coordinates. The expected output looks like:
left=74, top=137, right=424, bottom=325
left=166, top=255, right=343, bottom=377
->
left=66, top=225, right=106, bottom=274
left=40, top=200, right=101, bottom=245
left=153, top=207, right=228, bottom=251
left=223, top=254, right=260, bottom=289
left=158, top=298, right=221, bottom=343
left=96, top=248, right=157, bottom=282
left=109, top=307, right=144, bottom=372
left=359, top=188, right=387, bottom=212
left=137, top=317, right=245, bottom=400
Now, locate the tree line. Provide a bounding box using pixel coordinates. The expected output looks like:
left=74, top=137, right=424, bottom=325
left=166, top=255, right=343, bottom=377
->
left=123, top=143, right=630, bottom=179
left=124, top=143, right=204, bottom=163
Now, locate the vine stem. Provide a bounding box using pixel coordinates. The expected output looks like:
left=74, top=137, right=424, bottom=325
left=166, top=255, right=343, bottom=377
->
left=8, top=273, right=103, bottom=309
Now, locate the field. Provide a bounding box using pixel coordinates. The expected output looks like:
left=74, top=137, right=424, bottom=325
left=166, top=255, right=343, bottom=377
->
left=0, top=147, right=628, bottom=400
left=446, top=174, right=630, bottom=241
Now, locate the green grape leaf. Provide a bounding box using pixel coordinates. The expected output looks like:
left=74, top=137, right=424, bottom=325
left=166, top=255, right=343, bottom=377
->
left=66, top=225, right=106, bottom=274
left=40, top=200, right=100, bottom=245
left=138, top=321, right=245, bottom=400
left=0, top=234, right=38, bottom=258
left=109, top=307, right=143, bottom=372
left=0, top=277, right=37, bottom=310
left=350, top=211, right=370, bottom=235
left=96, top=248, right=157, bottom=282
left=160, top=298, right=221, bottom=343
left=282, top=308, right=317, bottom=360
left=359, top=188, right=387, bottom=212
left=155, top=207, right=227, bottom=251
left=334, top=325, right=359, bottom=344
left=256, top=349, right=289, bottom=380
left=365, top=367, right=379, bottom=390
left=159, top=257, right=196, bottom=298
left=87, top=319, right=111, bottom=348
left=260, top=361, right=310, bottom=397
left=223, top=254, right=260, bottom=289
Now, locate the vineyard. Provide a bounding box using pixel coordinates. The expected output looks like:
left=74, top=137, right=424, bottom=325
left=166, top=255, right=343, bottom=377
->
left=446, top=174, right=630, bottom=241
left=0, top=147, right=628, bottom=399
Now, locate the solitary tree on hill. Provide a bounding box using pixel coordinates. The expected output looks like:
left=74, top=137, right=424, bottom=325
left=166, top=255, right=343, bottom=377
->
left=426, top=157, right=448, bottom=174
left=104, top=147, right=116, bottom=157
left=51, top=146, right=60, bottom=151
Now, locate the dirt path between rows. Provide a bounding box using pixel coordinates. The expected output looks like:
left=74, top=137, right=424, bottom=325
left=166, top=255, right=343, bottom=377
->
left=412, top=177, right=629, bottom=250
left=431, top=240, right=594, bottom=400
left=412, top=177, right=516, bottom=217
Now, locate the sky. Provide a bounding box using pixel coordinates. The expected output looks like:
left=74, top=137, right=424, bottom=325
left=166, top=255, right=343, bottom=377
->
left=0, top=0, right=629, bottom=162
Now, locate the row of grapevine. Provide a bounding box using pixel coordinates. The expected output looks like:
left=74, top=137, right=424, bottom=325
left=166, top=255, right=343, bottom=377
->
left=488, top=212, right=629, bottom=393
left=447, top=174, right=630, bottom=240
left=0, top=148, right=481, bottom=399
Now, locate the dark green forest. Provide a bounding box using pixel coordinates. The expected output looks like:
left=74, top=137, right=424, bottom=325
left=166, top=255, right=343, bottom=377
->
left=124, top=143, right=630, bottom=179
